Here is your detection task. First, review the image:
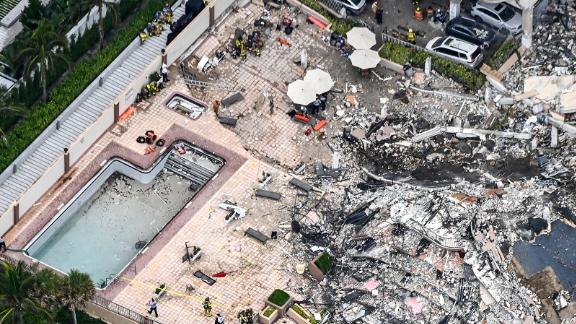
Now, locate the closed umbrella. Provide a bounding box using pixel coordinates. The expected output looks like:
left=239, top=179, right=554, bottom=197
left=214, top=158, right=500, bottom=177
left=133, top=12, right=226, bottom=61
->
left=287, top=80, right=316, bottom=105
left=304, top=69, right=334, bottom=95
left=349, top=49, right=381, bottom=70
left=346, top=27, right=376, bottom=50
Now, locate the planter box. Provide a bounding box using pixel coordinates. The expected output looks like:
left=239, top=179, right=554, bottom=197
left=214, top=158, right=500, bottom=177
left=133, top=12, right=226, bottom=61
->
left=265, top=295, right=294, bottom=317
left=287, top=305, right=315, bottom=324
left=259, top=307, right=279, bottom=324
left=308, top=255, right=325, bottom=281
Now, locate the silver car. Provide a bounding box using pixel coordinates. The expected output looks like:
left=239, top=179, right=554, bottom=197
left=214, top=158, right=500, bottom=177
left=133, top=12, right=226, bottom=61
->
left=324, top=0, right=366, bottom=15
left=471, top=1, right=522, bottom=35
left=426, top=36, right=484, bottom=68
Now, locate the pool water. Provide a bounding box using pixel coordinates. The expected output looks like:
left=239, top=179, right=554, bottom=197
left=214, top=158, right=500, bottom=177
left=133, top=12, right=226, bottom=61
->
left=30, top=171, right=194, bottom=287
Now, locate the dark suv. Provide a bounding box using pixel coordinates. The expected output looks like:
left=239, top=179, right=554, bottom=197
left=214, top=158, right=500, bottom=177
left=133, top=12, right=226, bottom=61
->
left=445, top=17, right=498, bottom=49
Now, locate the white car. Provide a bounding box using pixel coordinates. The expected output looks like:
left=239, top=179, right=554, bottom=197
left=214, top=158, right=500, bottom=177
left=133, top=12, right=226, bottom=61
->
left=426, top=36, right=484, bottom=68
left=471, top=1, right=522, bottom=35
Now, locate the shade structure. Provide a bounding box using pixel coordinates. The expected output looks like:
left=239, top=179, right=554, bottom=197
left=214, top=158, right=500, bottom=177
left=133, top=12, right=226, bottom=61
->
left=287, top=79, right=317, bottom=105
left=349, top=49, right=381, bottom=69
left=304, top=69, right=335, bottom=95
left=346, top=27, right=376, bottom=50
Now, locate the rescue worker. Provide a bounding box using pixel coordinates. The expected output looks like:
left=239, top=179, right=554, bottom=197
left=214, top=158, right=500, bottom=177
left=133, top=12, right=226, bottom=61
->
left=139, top=30, right=148, bottom=45
left=407, top=28, right=416, bottom=44
left=376, top=8, right=383, bottom=24
left=434, top=8, right=446, bottom=24
left=203, top=297, right=213, bottom=317
left=239, top=41, right=247, bottom=60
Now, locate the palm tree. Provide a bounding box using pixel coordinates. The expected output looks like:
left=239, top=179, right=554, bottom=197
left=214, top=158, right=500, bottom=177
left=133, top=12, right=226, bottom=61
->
left=0, top=261, right=41, bottom=324
left=78, top=0, right=118, bottom=50
left=62, top=270, right=95, bottom=324
left=15, top=18, right=70, bottom=103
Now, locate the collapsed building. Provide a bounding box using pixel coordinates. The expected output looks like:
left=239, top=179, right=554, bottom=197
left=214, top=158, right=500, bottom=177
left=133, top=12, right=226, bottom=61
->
left=275, top=1, right=576, bottom=323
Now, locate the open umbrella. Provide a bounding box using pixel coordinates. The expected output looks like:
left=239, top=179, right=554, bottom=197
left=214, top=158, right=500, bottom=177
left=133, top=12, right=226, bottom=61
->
left=346, top=27, right=376, bottom=50
left=304, top=69, right=334, bottom=95
left=349, top=49, right=381, bottom=70
left=287, top=80, right=317, bottom=105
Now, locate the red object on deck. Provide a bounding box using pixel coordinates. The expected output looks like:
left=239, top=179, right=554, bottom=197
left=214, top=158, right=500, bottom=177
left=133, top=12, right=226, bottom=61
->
left=313, top=119, right=328, bottom=131
left=276, top=37, right=292, bottom=47
left=212, top=272, right=227, bottom=278
left=307, top=15, right=327, bottom=29
left=294, top=114, right=310, bottom=123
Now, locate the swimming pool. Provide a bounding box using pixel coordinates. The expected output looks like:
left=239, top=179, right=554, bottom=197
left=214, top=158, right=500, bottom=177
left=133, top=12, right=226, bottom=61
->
left=25, top=142, right=224, bottom=288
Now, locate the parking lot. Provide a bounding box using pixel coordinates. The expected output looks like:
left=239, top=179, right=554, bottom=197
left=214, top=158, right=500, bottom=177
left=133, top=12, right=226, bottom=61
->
left=347, top=0, right=512, bottom=67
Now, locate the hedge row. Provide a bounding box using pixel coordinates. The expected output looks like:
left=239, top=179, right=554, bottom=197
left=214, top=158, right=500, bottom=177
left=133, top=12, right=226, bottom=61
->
left=0, top=0, right=167, bottom=173
left=379, top=42, right=486, bottom=91
left=297, top=0, right=359, bottom=35
left=10, top=0, right=139, bottom=107
left=486, top=37, right=520, bottom=69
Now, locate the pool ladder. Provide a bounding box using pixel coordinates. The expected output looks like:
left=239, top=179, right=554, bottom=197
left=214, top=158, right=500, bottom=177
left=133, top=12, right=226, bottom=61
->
left=164, top=152, right=216, bottom=187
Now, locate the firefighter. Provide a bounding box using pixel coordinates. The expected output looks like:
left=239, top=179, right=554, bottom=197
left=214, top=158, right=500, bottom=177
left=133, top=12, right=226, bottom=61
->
left=407, top=29, right=416, bottom=44
left=203, top=297, right=213, bottom=317
left=139, top=30, right=148, bottom=45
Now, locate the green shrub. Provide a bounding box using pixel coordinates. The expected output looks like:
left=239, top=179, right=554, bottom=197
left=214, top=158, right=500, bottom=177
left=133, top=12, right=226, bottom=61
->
left=379, top=42, right=486, bottom=91
left=291, top=304, right=318, bottom=324
left=486, top=38, right=520, bottom=69
left=262, top=306, right=276, bottom=317
left=314, top=252, right=333, bottom=274
left=22, top=307, right=106, bottom=324
left=297, top=0, right=359, bottom=35
left=0, top=0, right=168, bottom=173
left=268, top=289, right=290, bottom=307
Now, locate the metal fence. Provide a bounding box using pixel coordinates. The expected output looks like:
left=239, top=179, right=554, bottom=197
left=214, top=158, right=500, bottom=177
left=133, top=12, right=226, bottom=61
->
left=317, top=0, right=345, bottom=16
left=92, top=295, right=163, bottom=324
left=380, top=32, right=426, bottom=52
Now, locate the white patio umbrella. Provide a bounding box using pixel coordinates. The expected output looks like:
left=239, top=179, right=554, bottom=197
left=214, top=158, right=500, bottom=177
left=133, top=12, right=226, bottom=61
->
left=304, top=69, right=335, bottom=95
left=287, top=79, right=317, bottom=105
left=349, top=49, right=381, bottom=70
left=346, top=27, right=376, bottom=50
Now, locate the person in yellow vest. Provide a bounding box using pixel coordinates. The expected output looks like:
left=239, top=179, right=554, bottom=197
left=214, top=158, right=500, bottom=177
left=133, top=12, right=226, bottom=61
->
left=407, top=29, right=416, bottom=44
left=203, top=297, right=213, bottom=317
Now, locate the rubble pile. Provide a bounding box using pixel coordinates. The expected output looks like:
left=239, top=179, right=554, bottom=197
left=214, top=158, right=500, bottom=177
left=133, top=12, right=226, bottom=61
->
left=281, top=4, right=576, bottom=319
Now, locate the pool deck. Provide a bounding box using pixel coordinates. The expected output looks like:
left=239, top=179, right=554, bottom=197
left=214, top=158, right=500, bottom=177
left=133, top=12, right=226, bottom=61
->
left=0, top=3, right=368, bottom=322
left=3, top=49, right=310, bottom=324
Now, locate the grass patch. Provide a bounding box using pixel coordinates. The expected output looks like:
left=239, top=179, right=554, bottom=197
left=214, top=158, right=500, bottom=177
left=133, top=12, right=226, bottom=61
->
left=314, top=252, right=333, bottom=274
left=379, top=42, right=486, bottom=91
left=486, top=37, right=520, bottom=69
left=268, top=289, right=290, bottom=307
left=291, top=304, right=318, bottom=324
left=297, top=0, right=359, bottom=35
left=0, top=0, right=169, bottom=173
left=262, top=306, right=276, bottom=317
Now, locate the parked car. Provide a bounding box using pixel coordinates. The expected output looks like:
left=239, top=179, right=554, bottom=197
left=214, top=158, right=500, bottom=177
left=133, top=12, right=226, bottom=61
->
left=426, top=36, right=484, bottom=68
left=445, top=17, right=498, bottom=49
left=470, top=1, right=522, bottom=35
left=329, top=0, right=366, bottom=15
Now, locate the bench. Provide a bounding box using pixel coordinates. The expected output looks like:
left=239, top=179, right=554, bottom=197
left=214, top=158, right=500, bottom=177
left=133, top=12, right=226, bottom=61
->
left=245, top=227, right=269, bottom=244
left=289, top=177, right=313, bottom=192
left=219, top=116, right=237, bottom=127
left=194, top=271, right=216, bottom=286
left=221, top=93, right=244, bottom=107
left=255, top=189, right=282, bottom=200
